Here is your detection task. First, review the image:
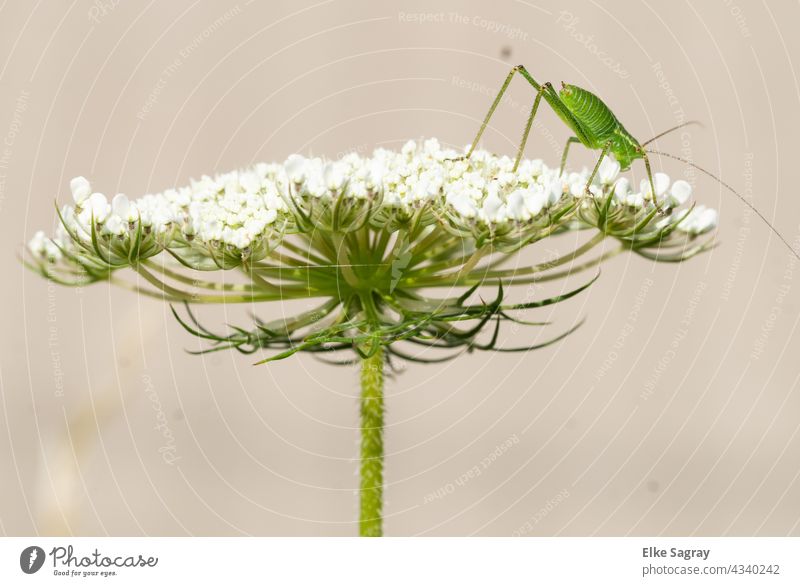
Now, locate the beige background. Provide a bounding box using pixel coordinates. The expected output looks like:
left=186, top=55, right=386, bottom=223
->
left=2, top=0, right=799, bottom=536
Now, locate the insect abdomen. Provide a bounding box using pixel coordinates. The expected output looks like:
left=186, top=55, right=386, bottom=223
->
left=559, top=84, right=619, bottom=145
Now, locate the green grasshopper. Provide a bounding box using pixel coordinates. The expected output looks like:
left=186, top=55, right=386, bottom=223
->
left=462, top=65, right=799, bottom=261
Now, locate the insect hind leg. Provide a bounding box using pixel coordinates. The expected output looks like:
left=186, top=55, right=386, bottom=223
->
left=448, top=65, right=550, bottom=163
left=454, top=66, right=519, bottom=161
left=512, top=84, right=549, bottom=172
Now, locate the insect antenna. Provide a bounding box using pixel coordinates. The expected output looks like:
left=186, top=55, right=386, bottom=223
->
left=641, top=121, right=703, bottom=147
left=647, top=149, right=800, bottom=261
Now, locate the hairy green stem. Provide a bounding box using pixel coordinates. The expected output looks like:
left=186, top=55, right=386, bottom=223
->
left=359, top=346, right=384, bottom=537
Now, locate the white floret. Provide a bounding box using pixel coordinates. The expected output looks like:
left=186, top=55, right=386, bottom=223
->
left=678, top=205, right=718, bottom=235
left=597, top=157, right=621, bottom=185
left=640, top=172, right=670, bottom=200
left=70, top=176, right=92, bottom=205
left=667, top=180, right=692, bottom=206
left=28, top=230, right=62, bottom=261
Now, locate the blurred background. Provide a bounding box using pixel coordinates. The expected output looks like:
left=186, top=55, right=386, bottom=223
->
left=2, top=0, right=799, bottom=536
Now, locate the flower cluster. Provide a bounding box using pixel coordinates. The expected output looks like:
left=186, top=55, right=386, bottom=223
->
left=28, top=138, right=716, bottom=270
left=26, top=138, right=718, bottom=362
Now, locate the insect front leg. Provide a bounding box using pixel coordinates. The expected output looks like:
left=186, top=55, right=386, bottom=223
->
left=559, top=137, right=581, bottom=177
left=640, top=151, right=666, bottom=214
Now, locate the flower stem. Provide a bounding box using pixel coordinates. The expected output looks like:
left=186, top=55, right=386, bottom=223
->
left=359, top=346, right=384, bottom=537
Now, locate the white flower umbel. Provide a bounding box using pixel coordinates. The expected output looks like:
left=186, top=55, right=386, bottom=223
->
left=28, top=139, right=716, bottom=268
left=27, top=138, right=718, bottom=537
